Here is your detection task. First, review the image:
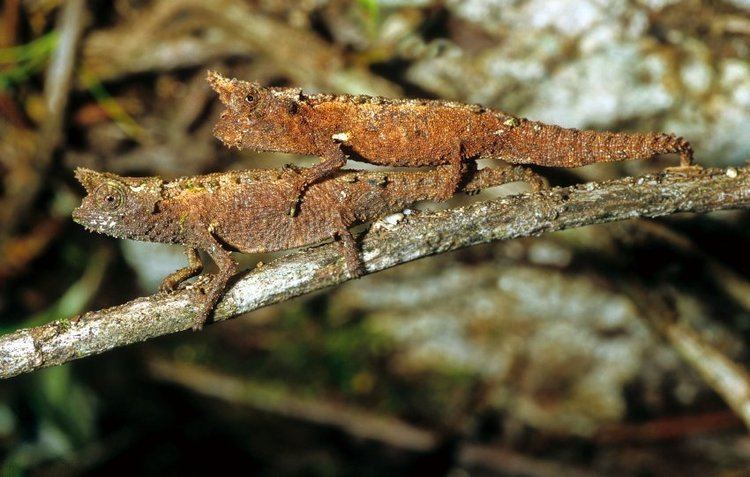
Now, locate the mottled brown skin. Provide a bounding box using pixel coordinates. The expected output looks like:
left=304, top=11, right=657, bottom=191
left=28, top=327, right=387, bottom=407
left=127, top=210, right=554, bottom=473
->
left=209, top=71, right=696, bottom=212
left=72, top=165, right=540, bottom=329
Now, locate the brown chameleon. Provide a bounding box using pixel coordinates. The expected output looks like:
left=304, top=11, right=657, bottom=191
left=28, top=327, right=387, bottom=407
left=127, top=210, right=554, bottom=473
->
left=208, top=71, right=696, bottom=214
left=72, top=164, right=541, bottom=330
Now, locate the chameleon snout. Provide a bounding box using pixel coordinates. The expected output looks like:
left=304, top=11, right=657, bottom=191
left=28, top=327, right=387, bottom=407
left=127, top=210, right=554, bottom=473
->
left=71, top=205, right=97, bottom=230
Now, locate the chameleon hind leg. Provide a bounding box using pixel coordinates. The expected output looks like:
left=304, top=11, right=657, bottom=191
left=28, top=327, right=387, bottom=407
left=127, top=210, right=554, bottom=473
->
left=160, top=247, right=203, bottom=293
left=331, top=204, right=364, bottom=278
left=465, top=163, right=548, bottom=193
left=506, top=165, right=548, bottom=191
left=433, top=148, right=550, bottom=200
left=191, top=230, right=238, bottom=331
left=334, top=228, right=365, bottom=278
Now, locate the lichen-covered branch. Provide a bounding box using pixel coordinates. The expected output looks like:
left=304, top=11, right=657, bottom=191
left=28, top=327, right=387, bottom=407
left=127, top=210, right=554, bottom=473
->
left=1, top=167, right=748, bottom=379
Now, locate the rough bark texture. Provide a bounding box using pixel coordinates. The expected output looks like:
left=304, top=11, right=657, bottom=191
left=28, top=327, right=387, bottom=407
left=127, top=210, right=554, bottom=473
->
left=1, top=167, right=748, bottom=379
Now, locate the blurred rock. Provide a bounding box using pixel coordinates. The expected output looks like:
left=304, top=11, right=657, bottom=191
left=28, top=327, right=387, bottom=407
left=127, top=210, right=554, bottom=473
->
left=332, top=233, right=746, bottom=436
left=121, top=241, right=188, bottom=292
left=405, top=0, right=750, bottom=166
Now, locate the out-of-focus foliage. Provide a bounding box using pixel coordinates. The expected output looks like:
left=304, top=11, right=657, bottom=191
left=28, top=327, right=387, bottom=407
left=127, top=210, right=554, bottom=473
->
left=0, top=31, right=58, bottom=90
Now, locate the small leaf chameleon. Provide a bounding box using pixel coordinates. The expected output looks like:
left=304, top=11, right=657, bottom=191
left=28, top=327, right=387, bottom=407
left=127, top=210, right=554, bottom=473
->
left=208, top=71, right=698, bottom=214
left=72, top=165, right=542, bottom=330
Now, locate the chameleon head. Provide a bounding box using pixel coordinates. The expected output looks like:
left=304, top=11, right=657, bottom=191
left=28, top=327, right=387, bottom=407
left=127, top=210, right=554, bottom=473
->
left=72, top=168, right=163, bottom=239
left=207, top=70, right=301, bottom=151
left=206, top=70, right=266, bottom=117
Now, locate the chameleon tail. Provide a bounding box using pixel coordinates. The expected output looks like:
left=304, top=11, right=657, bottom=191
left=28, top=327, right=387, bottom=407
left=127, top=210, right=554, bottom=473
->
left=502, top=120, right=694, bottom=168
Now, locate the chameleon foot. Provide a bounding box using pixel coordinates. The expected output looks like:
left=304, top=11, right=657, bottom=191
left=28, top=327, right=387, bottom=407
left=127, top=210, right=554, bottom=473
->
left=288, top=190, right=304, bottom=217
left=664, top=143, right=700, bottom=173
left=159, top=276, right=178, bottom=293
left=346, top=260, right=365, bottom=279
left=192, top=288, right=215, bottom=331
left=189, top=263, right=234, bottom=331
left=335, top=229, right=365, bottom=279
left=664, top=164, right=704, bottom=176
left=160, top=280, right=178, bottom=294
left=159, top=267, right=199, bottom=293
left=192, top=310, right=210, bottom=331
left=289, top=198, right=302, bottom=217
left=159, top=248, right=203, bottom=293
left=505, top=165, right=548, bottom=192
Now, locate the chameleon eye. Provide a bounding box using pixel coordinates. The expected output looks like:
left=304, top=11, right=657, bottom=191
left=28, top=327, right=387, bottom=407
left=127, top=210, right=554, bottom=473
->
left=93, top=182, right=126, bottom=210
left=241, top=86, right=261, bottom=111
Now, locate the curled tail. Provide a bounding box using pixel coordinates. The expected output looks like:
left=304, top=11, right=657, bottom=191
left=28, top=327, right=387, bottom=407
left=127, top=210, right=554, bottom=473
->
left=500, top=120, right=694, bottom=168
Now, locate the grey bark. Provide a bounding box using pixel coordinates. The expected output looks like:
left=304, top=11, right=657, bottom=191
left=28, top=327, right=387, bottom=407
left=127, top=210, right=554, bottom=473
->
left=1, top=167, right=748, bottom=379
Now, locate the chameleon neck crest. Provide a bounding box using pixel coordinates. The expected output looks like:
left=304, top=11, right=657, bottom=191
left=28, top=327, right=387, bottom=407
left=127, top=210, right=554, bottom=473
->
left=208, top=71, right=312, bottom=153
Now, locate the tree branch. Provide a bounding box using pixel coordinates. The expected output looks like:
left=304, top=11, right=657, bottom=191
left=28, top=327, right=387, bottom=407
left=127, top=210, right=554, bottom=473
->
left=1, top=167, right=749, bottom=379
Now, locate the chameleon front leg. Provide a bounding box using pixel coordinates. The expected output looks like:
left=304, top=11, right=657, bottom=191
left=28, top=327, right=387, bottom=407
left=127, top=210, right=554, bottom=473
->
left=282, top=137, right=347, bottom=216
left=192, top=231, right=238, bottom=331
left=435, top=144, right=470, bottom=202
left=159, top=247, right=203, bottom=293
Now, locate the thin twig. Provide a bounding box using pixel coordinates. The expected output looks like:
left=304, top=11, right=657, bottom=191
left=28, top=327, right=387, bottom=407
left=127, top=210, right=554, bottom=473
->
left=2, top=0, right=86, bottom=234
left=148, top=357, right=600, bottom=477
left=147, top=358, right=439, bottom=451
left=622, top=282, right=750, bottom=431
left=662, top=317, right=750, bottom=429
left=0, top=167, right=749, bottom=379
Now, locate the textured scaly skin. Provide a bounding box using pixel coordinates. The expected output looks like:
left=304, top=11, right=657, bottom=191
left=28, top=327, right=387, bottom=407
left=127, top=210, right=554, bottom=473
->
left=72, top=165, right=540, bottom=329
left=208, top=71, right=695, bottom=208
